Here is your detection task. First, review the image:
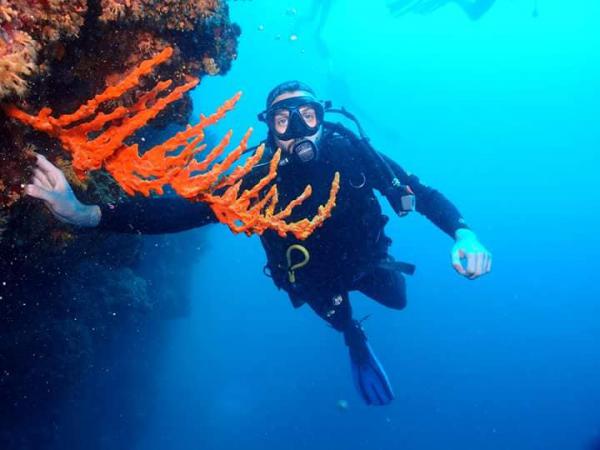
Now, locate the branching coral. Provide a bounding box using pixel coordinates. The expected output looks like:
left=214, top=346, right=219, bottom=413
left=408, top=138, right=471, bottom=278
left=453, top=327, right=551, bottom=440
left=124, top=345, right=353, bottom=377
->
left=5, top=48, right=339, bottom=240
left=0, top=0, right=239, bottom=217
left=6, top=47, right=197, bottom=179
left=0, top=4, right=241, bottom=447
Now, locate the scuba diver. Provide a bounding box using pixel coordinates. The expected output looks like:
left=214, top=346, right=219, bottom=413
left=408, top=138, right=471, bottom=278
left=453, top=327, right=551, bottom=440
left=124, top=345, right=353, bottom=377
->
left=25, top=81, right=492, bottom=406
left=388, top=0, right=497, bottom=20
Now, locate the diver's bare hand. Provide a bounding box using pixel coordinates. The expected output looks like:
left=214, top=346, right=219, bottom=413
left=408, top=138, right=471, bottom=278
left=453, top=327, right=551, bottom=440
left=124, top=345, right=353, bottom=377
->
left=451, top=229, right=492, bottom=280
left=25, top=154, right=101, bottom=227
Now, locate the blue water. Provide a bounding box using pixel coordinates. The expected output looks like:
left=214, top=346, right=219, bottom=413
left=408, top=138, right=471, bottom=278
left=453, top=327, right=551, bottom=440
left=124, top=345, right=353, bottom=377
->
left=130, top=1, right=599, bottom=449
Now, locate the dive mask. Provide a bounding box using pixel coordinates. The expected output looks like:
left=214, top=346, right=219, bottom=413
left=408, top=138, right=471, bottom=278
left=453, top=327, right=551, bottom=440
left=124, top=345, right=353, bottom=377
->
left=258, top=96, right=324, bottom=141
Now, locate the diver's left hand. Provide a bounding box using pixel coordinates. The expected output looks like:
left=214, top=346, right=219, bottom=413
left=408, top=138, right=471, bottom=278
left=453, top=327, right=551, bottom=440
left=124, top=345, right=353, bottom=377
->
left=451, top=229, right=492, bottom=280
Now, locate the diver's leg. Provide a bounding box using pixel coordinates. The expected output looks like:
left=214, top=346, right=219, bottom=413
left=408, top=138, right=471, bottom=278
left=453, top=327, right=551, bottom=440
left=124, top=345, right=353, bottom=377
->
left=343, top=319, right=395, bottom=405
left=305, top=291, right=394, bottom=406
left=306, top=291, right=353, bottom=331
left=355, top=267, right=407, bottom=310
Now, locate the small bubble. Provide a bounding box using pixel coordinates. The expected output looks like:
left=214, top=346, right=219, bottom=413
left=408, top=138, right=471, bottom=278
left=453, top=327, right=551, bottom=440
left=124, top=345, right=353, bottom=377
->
left=289, top=34, right=298, bottom=42
left=257, top=24, right=265, bottom=31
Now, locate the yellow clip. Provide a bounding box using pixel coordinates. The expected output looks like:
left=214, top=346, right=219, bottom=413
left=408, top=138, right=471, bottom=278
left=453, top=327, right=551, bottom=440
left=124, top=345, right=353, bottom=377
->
left=286, top=244, right=310, bottom=284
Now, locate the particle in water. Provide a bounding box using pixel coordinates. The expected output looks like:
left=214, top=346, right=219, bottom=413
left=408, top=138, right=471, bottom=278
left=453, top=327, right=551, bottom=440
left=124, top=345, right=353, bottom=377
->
left=336, top=399, right=349, bottom=411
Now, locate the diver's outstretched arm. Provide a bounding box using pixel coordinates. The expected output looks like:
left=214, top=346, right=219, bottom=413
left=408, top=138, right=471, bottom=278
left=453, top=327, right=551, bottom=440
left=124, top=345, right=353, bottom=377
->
left=25, top=153, right=216, bottom=234
left=25, top=153, right=101, bottom=228
left=97, top=196, right=216, bottom=234
left=365, top=152, right=492, bottom=279
left=366, top=152, right=468, bottom=238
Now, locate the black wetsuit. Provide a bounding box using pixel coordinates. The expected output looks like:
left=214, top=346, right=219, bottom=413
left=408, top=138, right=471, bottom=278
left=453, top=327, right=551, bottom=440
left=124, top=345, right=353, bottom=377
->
left=99, top=126, right=468, bottom=331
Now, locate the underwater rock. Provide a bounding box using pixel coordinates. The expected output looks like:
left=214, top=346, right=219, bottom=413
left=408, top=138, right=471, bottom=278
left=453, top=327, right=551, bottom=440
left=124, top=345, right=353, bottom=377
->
left=0, top=0, right=87, bottom=99
left=0, top=0, right=239, bottom=213
left=0, top=0, right=240, bottom=259
left=0, top=1, right=238, bottom=448
left=0, top=217, right=207, bottom=449
left=0, top=0, right=238, bottom=102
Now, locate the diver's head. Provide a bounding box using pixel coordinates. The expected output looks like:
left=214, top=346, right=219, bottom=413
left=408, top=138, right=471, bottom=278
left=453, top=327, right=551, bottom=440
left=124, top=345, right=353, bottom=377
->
left=258, top=80, right=324, bottom=163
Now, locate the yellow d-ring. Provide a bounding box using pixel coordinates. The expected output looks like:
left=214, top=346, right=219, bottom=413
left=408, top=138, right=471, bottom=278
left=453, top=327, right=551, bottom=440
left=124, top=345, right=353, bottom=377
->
left=286, top=244, right=310, bottom=284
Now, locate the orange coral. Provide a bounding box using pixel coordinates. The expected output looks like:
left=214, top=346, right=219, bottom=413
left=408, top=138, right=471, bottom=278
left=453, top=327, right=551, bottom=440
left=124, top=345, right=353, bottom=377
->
left=5, top=47, right=339, bottom=240
left=6, top=47, right=196, bottom=180
left=203, top=150, right=340, bottom=239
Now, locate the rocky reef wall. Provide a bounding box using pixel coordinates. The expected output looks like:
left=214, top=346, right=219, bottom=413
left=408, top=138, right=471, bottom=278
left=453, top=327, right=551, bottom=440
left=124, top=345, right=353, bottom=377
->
left=0, top=1, right=239, bottom=448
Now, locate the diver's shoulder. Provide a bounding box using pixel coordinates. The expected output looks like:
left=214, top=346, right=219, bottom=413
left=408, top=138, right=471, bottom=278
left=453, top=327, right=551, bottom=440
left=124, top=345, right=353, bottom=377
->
left=322, top=129, right=360, bottom=160
left=323, top=129, right=353, bottom=152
